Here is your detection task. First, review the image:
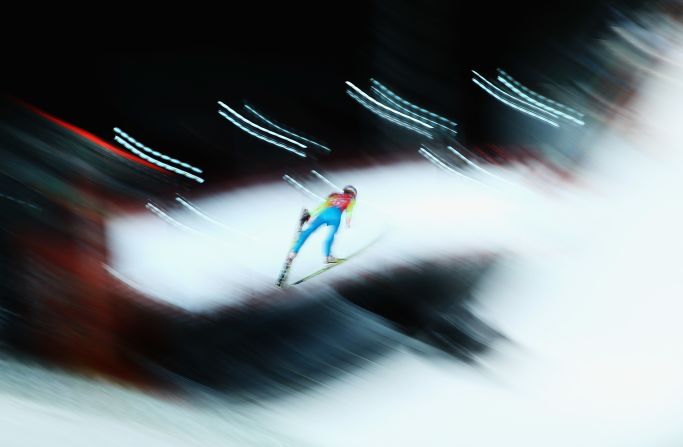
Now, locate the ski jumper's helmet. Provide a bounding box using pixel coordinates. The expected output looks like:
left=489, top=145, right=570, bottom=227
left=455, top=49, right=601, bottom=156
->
left=343, top=185, right=357, bottom=198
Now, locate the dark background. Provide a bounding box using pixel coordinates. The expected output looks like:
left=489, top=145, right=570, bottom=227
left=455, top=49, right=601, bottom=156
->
left=4, top=0, right=646, bottom=184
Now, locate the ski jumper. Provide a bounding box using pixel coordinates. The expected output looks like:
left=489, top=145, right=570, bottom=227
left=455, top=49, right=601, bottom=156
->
left=291, top=192, right=356, bottom=257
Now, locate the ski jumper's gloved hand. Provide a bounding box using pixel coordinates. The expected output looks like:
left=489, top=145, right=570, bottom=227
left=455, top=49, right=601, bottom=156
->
left=345, top=198, right=355, bottom=229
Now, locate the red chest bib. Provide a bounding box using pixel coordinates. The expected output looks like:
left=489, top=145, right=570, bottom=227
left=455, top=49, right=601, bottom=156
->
left=328, top=193, right=351, bottom=210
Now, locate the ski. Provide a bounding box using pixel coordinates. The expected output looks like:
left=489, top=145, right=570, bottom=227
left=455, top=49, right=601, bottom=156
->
left=290, top=234, right=383, bottom=285
left=290, top=259, right=347, bottom=285
left=275, top=208, right=310, bottom=287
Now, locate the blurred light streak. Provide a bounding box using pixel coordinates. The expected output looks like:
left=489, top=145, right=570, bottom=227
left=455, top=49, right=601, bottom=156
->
left=370, top=79, right=458, bottom=133
left=310, top=170, right=342, bottom=192
left=103, top=264, right=150, bottom=293
left=371, top=86, right=457, bottom=135
left=612, top=25, right=683, bottom=68
left=601, top=39, right=683, bottom=86
left=471, top=77, right=560, bottom=128
left=371, top=79, right=458, bottom=127
left=496, top=74, right=585, bottom=125
left=498, top=69, right=584, bottom=117
left=345, top=81, right=433, bottom=129
left=418, top=147, right=456, bottom=173
left=175, top=195, right=258, bottom=240
left=145, top=202, right=203, bottom=235
left=573, top=82, right=638, bottom=121
left=446, top=145, right=506, bottom=182
left=217, top=110, right=306, bottom=158
left=114, top=128, right=204, bottom=173
left=244, top=104, right=331, bottom=152
left=347, top=90, right=434, bottom=139
left=217, top=102, right=307, bottom=148
left=418, top=147, right=486, bottom=186
left=0, top=193, right=40, bottom=210
left=472, top=70, right=557, bottom=118
left=447, top=144, right=528, bottom=191
left=18, top=101, right=167, bottom=173
left=114, top=136, right=205, bottom=183
left=282, top=175, right=324, bottom=201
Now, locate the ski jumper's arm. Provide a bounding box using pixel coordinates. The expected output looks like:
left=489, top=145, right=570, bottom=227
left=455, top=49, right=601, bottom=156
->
left=310, top=197, right=332, bottom=218
left=345, top=198, right=356, bottom=228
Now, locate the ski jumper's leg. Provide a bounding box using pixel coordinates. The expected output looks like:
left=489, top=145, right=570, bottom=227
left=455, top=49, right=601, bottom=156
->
left=323, top=208, right=342, bottom=257
left=291, top=214, right=326, bottom=254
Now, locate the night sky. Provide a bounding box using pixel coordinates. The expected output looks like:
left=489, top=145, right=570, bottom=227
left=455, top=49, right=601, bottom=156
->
left=5, top=0, right=645, bottom=184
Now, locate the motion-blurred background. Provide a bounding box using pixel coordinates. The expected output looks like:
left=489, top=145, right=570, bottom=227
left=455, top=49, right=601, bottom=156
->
left=2, top=0, right=682, bottom=445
